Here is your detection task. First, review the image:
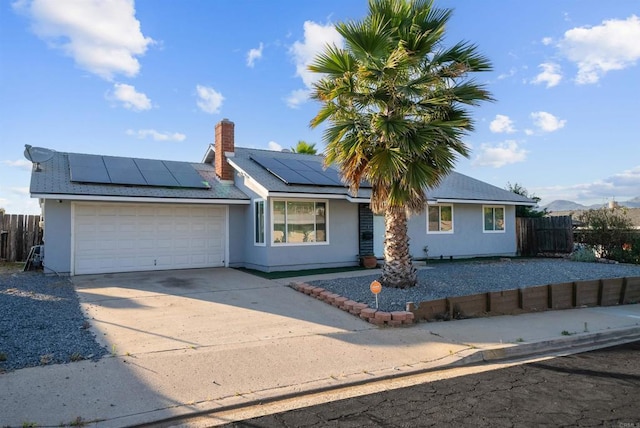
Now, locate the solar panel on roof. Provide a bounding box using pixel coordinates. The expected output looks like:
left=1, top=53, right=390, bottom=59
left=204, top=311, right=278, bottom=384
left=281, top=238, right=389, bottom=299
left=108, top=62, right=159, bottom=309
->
left=102, top=156, right=147, bottom=185
left=108, top=168, right=147, bottom=185
left=68, top=154, right=111, bottom=184
left=103, top=156, right=136, bottom=169
left=139, top=169, right=180, bottom=187
left=251, top=155, right=350, bottom=187
left=164, top=161, right=196, bottom=174
left=68, top=153, right=210, bottom=189
left=164, top=161, right=210, bottom=188
left=302, top=170, right=343, bottom=186
left=134, top=158, right=167, bottom=171
left=251, top=155, right=373, bottom=188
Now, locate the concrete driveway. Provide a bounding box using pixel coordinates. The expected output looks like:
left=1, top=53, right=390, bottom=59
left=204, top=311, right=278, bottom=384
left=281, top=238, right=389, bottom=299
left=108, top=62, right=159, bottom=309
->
left=65, top=268, right=472, bottom=425
left=74, top=267, right=368, bottom=355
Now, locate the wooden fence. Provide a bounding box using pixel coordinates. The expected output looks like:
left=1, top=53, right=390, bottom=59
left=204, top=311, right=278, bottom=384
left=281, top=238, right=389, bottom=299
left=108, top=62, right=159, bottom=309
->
left=516, top=216, right=573, bottom=256
left=0, top=213, right=43, bottom=262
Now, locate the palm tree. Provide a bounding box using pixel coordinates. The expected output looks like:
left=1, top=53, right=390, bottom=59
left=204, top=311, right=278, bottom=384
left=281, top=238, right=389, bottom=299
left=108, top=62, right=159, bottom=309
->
left=291, top=140, right=318, bottom=155
left=309, top=0, right=493, bottom=288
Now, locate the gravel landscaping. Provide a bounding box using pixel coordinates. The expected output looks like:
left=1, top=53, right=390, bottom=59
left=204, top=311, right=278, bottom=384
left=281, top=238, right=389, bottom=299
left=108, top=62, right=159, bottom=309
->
left=0, top=272, right=107, bottom=372
left=308, top=258, right=640, bottom=313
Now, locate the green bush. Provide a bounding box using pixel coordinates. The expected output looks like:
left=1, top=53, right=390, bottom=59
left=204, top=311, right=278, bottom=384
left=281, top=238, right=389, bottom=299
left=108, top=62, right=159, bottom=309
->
left=609, top=235, right=640, bottom=264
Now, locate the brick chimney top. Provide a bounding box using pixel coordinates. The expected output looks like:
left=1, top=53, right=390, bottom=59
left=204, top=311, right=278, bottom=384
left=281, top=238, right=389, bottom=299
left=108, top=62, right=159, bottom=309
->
left=215, top=119, right=235, bottom=181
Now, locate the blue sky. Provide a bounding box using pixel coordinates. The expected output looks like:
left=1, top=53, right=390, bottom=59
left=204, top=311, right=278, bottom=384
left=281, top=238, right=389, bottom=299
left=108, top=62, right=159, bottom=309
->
left=1, top=0, right=639, bottom=214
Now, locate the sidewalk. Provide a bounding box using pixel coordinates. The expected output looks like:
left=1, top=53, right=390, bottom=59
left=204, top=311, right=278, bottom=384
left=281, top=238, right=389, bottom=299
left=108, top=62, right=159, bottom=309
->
left=2, top=269, right=640, bottom=427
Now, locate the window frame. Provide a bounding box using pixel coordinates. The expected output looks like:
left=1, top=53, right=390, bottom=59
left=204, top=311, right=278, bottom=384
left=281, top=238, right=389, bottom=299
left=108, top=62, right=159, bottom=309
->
left=254, top=199, right=266, bottom=246
left=426, top=204, right=454, bottom=234
left=270, top=198, right=329, bottom=246
left=483, top=205, right=506, bottom=233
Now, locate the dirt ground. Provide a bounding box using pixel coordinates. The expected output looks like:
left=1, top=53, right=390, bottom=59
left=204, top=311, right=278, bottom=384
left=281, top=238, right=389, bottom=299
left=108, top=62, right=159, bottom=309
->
left=0, top=262, right=24, bottom=274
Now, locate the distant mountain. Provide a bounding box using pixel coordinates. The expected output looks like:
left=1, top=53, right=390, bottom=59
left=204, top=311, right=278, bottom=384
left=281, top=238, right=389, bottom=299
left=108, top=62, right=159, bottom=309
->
left=624, top=197, right=640, bottom=208
left=543, top=197, right=640, bottom=211
left=543, top=200, right=588, bottom=212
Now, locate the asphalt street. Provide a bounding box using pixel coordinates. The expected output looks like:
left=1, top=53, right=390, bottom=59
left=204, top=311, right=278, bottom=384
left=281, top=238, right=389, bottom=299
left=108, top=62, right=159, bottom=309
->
left=226, top=341, right=640, bottom=427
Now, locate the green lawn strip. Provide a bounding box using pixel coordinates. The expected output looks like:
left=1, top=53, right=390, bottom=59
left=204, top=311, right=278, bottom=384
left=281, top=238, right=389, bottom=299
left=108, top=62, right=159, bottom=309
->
left=235, top=266, right=370, bottom=280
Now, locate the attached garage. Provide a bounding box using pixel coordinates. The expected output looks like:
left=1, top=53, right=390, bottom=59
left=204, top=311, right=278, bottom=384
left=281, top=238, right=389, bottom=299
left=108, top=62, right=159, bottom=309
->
left=72, top=203, right=227, bottom=275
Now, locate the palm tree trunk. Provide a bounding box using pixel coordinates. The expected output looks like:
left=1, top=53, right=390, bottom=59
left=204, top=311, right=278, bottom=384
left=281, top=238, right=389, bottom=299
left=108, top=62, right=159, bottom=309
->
left=381, top=207, right=417, bottom=288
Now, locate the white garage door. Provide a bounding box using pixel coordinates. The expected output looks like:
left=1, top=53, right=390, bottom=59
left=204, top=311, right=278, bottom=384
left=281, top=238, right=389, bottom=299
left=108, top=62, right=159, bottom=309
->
left=73, top=203, right=226, bottom=275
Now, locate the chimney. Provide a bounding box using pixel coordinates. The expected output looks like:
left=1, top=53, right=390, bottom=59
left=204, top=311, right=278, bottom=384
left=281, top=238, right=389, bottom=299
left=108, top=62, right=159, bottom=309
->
left=215, top=118, right=235, bottom=181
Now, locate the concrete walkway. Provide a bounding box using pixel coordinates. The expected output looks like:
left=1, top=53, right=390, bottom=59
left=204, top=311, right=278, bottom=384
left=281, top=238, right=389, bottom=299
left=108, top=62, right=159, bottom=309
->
left=2, top=268, right=639, bottom=427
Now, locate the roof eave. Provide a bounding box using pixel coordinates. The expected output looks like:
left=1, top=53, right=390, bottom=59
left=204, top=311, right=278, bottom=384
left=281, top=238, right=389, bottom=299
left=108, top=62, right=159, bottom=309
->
left=429, top=198, right=537, bottom=206
left=31, top=193, right=250, bottom=205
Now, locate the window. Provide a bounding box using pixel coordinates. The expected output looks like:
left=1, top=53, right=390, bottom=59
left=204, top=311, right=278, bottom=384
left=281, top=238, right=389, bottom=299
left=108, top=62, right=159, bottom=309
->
left=427, top=204, right=453, bottom=233
left=272, top=200, right=327, bottom=244
left=254, top=200, right=265, bottom=245
left=484, top=206, right=505, bottom=232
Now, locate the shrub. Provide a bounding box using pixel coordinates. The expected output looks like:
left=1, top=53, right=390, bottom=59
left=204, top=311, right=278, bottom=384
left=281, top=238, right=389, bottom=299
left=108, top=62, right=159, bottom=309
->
left=574, top=206, right=637, bottom=263
left=610, top=235, right=640, bottom=264
left=571, top=245, right=596, bottom=262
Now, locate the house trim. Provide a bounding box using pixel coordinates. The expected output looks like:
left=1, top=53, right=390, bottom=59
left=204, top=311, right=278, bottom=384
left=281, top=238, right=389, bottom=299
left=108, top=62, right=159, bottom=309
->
left=270, top=198, right=330, bottom=246
left=254, top=199, right=266, bottom=247
left=483, top=205, right=506, bottom=234
left=32, top=194, right=250, bottom=205
left=268, top=192, right=369, bottom=203
left=227, top=158, right=269, bottom=198
left=426, top=203, right=454, bottom=234
left=429, top=198, right=535, bottom=206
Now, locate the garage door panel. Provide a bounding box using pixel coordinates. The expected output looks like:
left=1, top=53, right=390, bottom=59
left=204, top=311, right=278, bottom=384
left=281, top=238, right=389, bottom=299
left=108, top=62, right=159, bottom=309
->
left=74, top=203, right=226, bottom=274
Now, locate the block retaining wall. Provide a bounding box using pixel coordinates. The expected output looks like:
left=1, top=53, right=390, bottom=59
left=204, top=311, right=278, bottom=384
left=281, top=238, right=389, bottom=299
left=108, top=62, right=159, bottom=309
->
left=290, top=282, right=415, bottom=327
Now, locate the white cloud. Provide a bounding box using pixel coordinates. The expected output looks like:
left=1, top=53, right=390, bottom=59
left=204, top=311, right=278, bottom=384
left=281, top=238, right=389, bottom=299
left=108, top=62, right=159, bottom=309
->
left=531, top=62, right=562, bottom=88
left=577, top=166, right=640, bottom=200
left=285, top=89, right=311, bottom=109
left=14, top=0, right=154, bottom=80
left=2, top=159, right=33, bottom=170
left=536, top=165, right=640, bottom=205
left=472, top=140, right=528, bottom=168
left=126, top=129, right=186, bottom=142
left=524, top=129, right=534, bottom=136
left=559, top=15, right=640, bottom=84
left=196, top=85, right=224, bottom=114
left=109, top=83, right=152, bottom=111
left=246, top=42, right=263, bottom=68
left=287, top=20, right=343, bottom=107
left=530, top=111, right=566, bottom=132
left=541, top=37, right=553, bottom=46
left=489, top=114, right=516, bottom=134
left=268, top=141, right=283, bottom=151
left=497, top=67, right=516, bottom=80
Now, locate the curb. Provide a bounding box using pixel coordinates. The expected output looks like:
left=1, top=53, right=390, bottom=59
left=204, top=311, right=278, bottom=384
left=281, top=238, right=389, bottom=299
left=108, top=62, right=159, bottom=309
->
left=131, top=325, right=640, bottom=427
left=453, top=325, right=640, bottom=366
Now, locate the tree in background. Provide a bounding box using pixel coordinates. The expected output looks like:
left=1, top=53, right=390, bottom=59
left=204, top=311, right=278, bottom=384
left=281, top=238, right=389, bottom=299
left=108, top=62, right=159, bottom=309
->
left=291, top=141, right=317, bottom=154
left=309, top=0, right=493, bottom=287
left=575, top=206, right=639, bottom=264
left=507, top=182, right=547, bottom=218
